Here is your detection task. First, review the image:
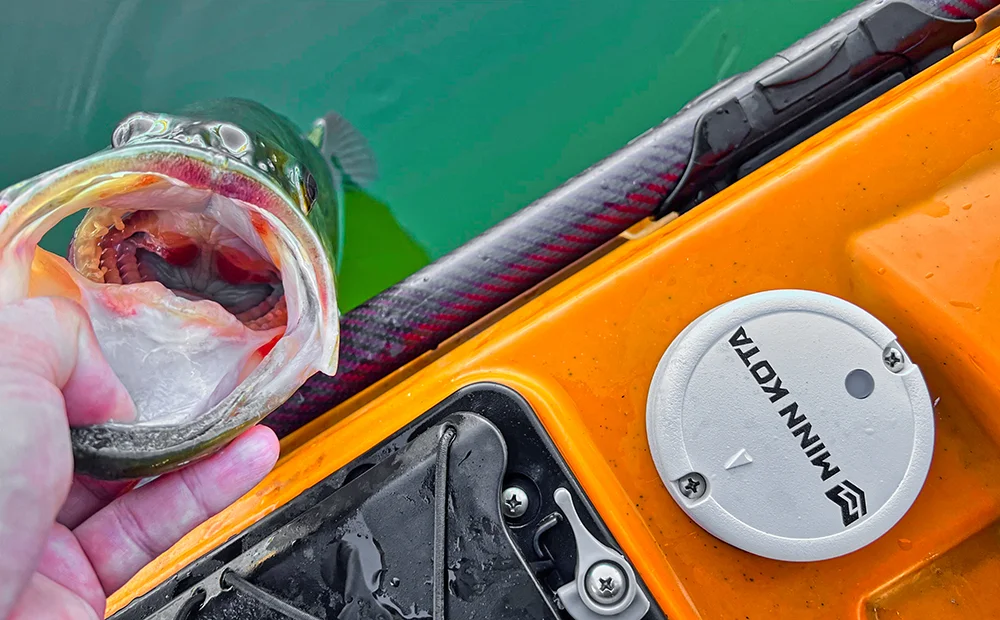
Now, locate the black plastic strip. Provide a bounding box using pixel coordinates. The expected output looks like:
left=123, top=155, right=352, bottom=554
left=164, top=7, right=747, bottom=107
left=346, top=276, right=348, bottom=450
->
left=433, top=426, right=456, bottom=620
left=657, top=0, right=974, bottom=215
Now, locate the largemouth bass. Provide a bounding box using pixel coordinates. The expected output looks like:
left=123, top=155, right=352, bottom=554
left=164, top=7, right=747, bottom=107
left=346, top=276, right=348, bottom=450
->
left=0, top=98, right=375, bottom=479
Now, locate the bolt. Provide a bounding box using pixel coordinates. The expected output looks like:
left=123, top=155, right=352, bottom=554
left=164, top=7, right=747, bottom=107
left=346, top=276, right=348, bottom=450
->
left=883, top=345, right=905, bottom=373
left=678, top=473, right=706, bottom=499
left=501, top=486, right=528, bottom=519
left=584, top=561, right=627, bottom=606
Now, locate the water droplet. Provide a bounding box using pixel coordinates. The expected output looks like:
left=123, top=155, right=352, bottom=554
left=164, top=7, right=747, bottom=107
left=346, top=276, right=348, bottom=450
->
left=390, top=577, right=401, bottom=587
left=963, top=203, right=973, bottom=210
left=898, top=538, right=913, bottom=550
left=877, top=267, right=886, bottom=275
left=925, top=272, right=934, bottom=279
left=925, top=202, right=950, bottom=217
left=864, top=427, right=876, bottom=435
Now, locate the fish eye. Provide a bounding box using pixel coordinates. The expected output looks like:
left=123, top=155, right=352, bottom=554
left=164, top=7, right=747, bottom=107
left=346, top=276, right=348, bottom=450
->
left=303, top=171, right=318, bottom=205
left=112, top=114, right=157, bottom=148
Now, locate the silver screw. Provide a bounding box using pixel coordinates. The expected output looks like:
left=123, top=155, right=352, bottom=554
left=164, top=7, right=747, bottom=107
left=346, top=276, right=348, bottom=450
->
left=584, top=561, right=627, bottom=605
left=501, top=486, right=528, bottom=519
left=883, top=345, right=905, bottom=373
left=678, top=473, right=706, bottom=499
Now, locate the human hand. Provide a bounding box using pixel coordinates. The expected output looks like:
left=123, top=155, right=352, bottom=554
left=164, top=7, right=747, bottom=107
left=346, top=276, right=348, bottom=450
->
left=0, top=298, right=280, bottom=619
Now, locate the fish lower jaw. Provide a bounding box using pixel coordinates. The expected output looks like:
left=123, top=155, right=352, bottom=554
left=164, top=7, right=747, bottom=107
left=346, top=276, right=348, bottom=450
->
left=45, top=257, right=284, bottom=424
left=84, top=281, right=283, bottom=425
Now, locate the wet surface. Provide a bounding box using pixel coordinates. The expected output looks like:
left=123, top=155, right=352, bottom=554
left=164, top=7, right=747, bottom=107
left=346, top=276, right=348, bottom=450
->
left=112, top=385, right=662, bottom=619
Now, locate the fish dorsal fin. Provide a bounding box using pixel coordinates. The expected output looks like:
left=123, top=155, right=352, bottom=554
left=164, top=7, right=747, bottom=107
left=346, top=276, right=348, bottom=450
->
left=309, top=111, right=377, bottom=188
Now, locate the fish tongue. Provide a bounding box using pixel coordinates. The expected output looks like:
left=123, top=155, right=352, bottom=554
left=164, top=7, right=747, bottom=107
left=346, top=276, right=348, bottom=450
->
left=77, top=279, right=280, bottom=425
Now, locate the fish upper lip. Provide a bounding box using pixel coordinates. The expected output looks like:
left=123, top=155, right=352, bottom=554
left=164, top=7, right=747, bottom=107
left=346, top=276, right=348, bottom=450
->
left=115, top=141, right=286, bottom=189
left=5, top=141, right=298, bottom=219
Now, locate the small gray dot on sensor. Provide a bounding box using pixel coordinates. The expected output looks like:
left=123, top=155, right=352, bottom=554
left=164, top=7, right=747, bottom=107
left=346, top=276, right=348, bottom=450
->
left=845, top=368, right=875, bottom=400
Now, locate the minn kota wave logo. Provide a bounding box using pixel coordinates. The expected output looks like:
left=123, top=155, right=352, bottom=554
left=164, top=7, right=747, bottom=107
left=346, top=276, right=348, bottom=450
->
left=825, top=480, right=868, bottom=526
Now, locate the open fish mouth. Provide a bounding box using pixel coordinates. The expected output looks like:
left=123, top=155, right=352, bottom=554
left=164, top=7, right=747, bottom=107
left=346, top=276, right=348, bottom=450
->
left=86, top=209, right=287, bottom=330
left=0, top=142, right=338, bottom=474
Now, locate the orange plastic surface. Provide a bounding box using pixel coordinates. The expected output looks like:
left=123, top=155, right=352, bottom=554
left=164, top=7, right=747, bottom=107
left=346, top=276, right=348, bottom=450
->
left=110, top=29, right=1000, bottom=620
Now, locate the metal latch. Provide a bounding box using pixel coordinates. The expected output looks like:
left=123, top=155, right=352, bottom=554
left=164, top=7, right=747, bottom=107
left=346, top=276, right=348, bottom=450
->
left=553, top=488, right=650, bottom=620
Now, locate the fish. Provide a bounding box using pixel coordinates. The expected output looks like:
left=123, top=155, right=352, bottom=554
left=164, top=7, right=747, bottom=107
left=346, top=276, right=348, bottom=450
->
left=0, top=98, right=377, bottom=479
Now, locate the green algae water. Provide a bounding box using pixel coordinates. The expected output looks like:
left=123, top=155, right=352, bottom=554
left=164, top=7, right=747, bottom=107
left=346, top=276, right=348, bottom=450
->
left=2, top=0, right=855, bottom=310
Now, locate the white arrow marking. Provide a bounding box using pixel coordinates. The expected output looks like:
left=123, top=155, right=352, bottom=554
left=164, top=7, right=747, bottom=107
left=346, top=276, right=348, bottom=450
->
left=724, top=448, right=753, bottom=470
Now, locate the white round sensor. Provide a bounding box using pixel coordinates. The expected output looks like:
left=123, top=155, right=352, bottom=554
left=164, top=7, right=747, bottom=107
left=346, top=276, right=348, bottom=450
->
left=646, top=290, right=934, bottom=562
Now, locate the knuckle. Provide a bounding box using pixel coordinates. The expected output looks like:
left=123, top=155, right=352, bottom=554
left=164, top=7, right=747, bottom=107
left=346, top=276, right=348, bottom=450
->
left=112, top=497, right=162, bottom=561
left=177, top=465, right=216, bottom=521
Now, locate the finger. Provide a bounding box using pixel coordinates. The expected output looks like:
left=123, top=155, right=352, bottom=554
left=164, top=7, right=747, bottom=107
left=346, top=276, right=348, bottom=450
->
left=7, top=572, right=99, bottom=620
left=0, top=297, right=135, bottom=618
left=33, top=524, right=105, bottom=618
left=58, top=297, right=137, bottom=425
left=58, top=477, right=137, bottom=529
left=74, top=425, right=279, bottom=593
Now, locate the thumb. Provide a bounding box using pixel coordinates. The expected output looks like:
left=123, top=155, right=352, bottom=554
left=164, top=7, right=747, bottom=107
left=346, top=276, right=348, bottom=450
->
left=0, top=297, right=135, bottom=619
left=0, top=297, right=135, bottom=425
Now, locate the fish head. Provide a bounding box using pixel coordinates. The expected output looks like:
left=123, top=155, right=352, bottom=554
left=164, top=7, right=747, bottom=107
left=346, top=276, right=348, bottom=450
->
left=111, top=98, right=344, bottom=267
left=0, top=99, right=346, bottom=478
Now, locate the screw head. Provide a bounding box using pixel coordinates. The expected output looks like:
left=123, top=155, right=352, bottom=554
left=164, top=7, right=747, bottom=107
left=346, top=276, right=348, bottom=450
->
left=883, top=345, right=905, bottom=373
left=501, top=486, right=528, bottom=519
left=584, top=561, right=627, bottom=605
left=678, top=473, right=707, bottom=499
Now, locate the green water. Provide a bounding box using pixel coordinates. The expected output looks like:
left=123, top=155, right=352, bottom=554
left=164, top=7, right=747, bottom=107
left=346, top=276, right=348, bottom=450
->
left=2, top=0, right=855, bottom=310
